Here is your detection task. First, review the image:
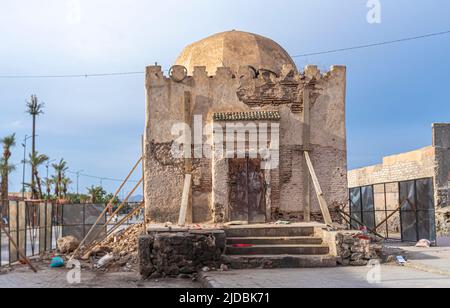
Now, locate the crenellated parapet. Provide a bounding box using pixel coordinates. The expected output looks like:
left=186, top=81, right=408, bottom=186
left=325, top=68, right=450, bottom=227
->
left=145, top=64, right=346, bottom=116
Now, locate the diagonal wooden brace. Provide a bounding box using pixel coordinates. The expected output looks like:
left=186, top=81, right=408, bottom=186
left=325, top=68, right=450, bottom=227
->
left=304, top=151, right=333, bottom=226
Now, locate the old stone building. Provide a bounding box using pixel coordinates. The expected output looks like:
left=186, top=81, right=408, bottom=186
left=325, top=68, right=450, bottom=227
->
left=348, top=123, right=450, bottom=241
left=143, top=30, right=348, bottom=225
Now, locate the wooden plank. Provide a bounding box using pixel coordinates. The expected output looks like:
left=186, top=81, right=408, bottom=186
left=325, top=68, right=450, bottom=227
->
left=141, top=134, right=147, bottom=232
left=184, top=91, right=193, bottom=224
left=304, top=151, right=333, bottom=226
left=178, top=174, right=192, bottom=226
left=0, top=220, right=37, bottom=273
left=302, top=87, right=311, bottom=222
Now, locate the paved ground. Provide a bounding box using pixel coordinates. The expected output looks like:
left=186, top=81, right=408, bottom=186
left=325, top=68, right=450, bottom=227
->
left=201, top=265, right=450, bottom=288
left=386, top=237, right=450, bottom=275
left=0, top=263, right=200, bottom=288
left=2, top=238, right=450, bottom=288
left=200, top=238, right=450, bottom=288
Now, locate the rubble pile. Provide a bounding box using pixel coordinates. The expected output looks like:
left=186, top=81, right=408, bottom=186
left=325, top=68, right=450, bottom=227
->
left=57, top=236, right=80, bottom=254
left=86, top=223, right=145, bottom=271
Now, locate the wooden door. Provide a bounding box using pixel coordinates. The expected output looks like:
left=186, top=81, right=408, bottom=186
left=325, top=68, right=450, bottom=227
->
left=229, top=158, right=266, bottom=223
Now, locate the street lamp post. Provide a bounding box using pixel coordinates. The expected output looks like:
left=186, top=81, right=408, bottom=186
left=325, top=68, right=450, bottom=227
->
left=21, top=135, right=33, bottom=200
left=75, top=170, right=84, bottom=196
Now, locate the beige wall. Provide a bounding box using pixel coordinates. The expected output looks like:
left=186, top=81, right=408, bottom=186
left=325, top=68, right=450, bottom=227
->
left=144, top=64, right=348, bottom=223
left=348, top=146, right=436, bottom=188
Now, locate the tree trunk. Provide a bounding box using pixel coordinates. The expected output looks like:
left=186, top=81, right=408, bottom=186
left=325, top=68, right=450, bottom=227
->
left=35, top=171, right=43, bottom=200
left=31, top=115, right=36, bottom=199
left=1, top=169, right=8, bottom=217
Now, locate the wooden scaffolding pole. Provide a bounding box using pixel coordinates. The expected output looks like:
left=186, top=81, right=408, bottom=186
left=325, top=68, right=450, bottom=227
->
left=0, top=220, right=37, bottom=273
left=69, top=157, right=142, bottom=261
left=304, top=151, right=333, bottom=226
left=302, top=86, right=312, bottom=222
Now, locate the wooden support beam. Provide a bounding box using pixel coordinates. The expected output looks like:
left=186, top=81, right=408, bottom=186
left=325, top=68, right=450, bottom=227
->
left=178, top=174, right=192, bottom=226
left=69, top=158, right=142, bottom=261
left=141, top=134, right=147, bottom=233
left=304, top=151, right=333, bottom=226
left=302, top=86, right=311, bottom=222
left=183, top=91, right=193, bottom=224
left=0, top=220, right=37, bottom=273
left=337, top=208, right=385, bottom=239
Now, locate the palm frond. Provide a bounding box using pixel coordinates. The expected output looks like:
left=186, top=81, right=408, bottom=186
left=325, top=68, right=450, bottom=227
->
left=26, top=95, right=45, bottom=116
left=1, top=133, right=16, bottom=148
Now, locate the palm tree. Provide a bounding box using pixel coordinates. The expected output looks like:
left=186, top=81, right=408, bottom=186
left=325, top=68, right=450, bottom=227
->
left=87, top=186, right=106, bottom=204
left=61, top=177, right=72, bottom=198
left=52, top=159, right=68, bottom=199
left=1, top=134, right=16, bottom=216
left=28, top=152, right=49, bottom=200
left=26, top=95, right=44, bottom=199
left=44, top=177, right=53, bottom=200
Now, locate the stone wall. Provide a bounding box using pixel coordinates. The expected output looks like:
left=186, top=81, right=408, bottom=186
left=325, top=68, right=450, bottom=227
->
left=433, top=124, right=450, bottom=235
left=138, top=230, right=226, bottom=279
left=433, top=124, right=450, bottom=208
left=144, top=64, right=347, bottom=223
left=335, top=231, right=383, bottom=266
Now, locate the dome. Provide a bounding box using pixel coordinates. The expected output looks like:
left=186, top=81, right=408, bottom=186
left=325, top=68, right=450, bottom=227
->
left=175, top=30, right=297, bottom=76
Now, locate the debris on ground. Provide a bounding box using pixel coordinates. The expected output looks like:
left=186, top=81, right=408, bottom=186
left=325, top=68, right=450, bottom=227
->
left=396, top=256, right=407, bottom=266
left=85, top=223, right=145, bottom=272
left=415, top=239, right=431, bottom=248
left=96, top=253, right=115, bottom=269
left=50, top=257, right=65, bottom=268
left=224, top=221, right=248, bottom=226
left=201, top=266, right=210, bottom=272
left=57, top=236, right=80, bottom=254
left=275, top=220, right=291, bottom=225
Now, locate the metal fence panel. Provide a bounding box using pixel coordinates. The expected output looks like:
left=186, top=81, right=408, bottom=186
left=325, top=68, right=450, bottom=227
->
left=8, top=201, right=18, bottom=263
left=62, top=204, right=106, bottom=245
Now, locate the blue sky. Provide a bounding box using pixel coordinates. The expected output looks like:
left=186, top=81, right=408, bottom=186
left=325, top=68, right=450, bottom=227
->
left=1, top=0, right=450, bottom=195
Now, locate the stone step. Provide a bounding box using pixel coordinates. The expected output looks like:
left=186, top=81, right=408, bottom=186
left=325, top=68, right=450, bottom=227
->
left=227, top=236, right=323, bottom=246
left=226, top=244, right=330, bottom=256
left=224, top=254, right=337, bottom=269
left=224, top=226, right=316, bottom=238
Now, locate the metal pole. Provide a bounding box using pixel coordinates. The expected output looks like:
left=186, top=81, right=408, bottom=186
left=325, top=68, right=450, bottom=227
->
left=21, top=135, right=33, bottom=200
left=75, top=170, right=83, bottom=196
left=21, top=136, right=27, bottom=199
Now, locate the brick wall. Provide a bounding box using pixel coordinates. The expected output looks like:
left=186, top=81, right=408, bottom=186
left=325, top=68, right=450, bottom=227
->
left=348, top=146, right=436, bottom=188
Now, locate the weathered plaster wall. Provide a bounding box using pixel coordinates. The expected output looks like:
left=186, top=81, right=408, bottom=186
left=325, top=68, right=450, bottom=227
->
left=433, top=123, right=450, bottom=208
left=348, top=146, right=436, bottom=188
left=144, top=64, right=347, bottom=223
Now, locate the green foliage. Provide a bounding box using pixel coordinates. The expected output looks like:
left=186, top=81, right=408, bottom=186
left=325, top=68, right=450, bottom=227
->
left=87, top=185, right=107, bottom=204
left=26, top=95, right=44, bottom=116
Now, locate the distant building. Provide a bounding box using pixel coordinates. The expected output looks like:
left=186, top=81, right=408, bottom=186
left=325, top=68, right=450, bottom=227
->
left=348, top=123, right=450, bottom=241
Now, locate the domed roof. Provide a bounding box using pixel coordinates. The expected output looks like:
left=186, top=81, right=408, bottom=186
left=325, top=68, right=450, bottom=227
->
left=175, top=30, right=297, bottom=76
